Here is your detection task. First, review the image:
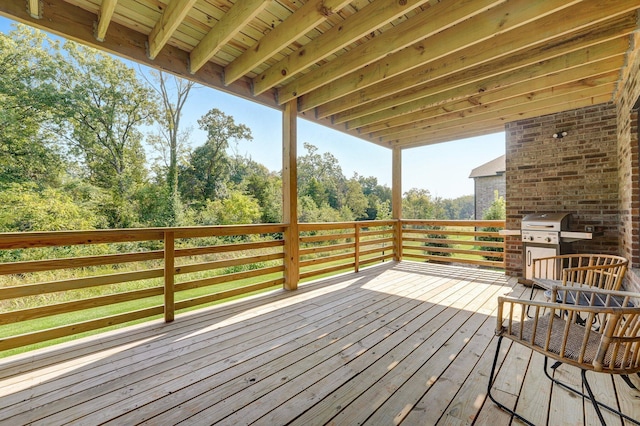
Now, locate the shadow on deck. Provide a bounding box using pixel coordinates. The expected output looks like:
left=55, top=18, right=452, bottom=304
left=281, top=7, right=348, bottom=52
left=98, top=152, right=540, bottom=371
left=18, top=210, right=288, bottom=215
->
left=0, top=261, right=638, bottom=425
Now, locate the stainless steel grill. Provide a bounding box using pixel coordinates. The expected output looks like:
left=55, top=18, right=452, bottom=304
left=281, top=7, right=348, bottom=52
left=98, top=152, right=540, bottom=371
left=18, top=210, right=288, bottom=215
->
left=521, top=212, right=571, bottom=244
left=521, top=213, right=572, bottom=281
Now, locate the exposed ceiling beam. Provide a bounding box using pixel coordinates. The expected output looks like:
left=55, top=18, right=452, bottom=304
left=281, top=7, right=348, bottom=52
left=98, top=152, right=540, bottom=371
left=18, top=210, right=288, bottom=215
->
left=325, top=12, right=637, bottom=121
left=392, top=93, right=612, bottom=149
left=374, top=78, right=619, bottom=141
left=293, top=0, right=582, bottom=110
left=278, top=0, right=505, bottom=105
left=0, top=0, right=278, bottom=109
left=27, top=0, right=41, bottom=19
left=358, top=54, right=625, bottom=135
left=147, top=0, right=198, bottom=60
left=350, top=39, right=629, bottom=132
left=95, top=0, right=118, bottom=42
left=251, top=0, right=431, bottom=95
left=369, top=71, right=620, bottom=140
left=189, top=0, right=269, bottom=74
left=223, top=0, right=352, bottom=86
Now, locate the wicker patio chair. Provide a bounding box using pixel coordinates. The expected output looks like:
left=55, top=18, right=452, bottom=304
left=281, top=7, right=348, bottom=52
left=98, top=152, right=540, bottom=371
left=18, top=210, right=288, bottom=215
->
left=488, top=286, right=640, bottom=426
left=529, top=254, right=628, bottom=302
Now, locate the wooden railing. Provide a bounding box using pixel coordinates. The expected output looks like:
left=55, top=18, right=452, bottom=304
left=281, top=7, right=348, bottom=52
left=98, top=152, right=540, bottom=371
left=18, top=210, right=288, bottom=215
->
left=0, top=219, right=504, bottom=355
left=0, top=225, right=286, bottom=354
left=299, top=220, right=396, bottom=281
left=401, top=219, right=505, bottom=268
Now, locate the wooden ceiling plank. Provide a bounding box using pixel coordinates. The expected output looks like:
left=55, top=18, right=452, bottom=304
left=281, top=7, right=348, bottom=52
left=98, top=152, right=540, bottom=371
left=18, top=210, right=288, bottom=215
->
left=384, top=89, right=614, bottom=143
left=326, top=12, right=637, bottom=121
left=277, top=0, right=505, bottom=105
left=393, top=93, right=612, bottom=149
left=147, top=0, right=199, bottom=59
left=189, top=0, right=269, bottom=74
left=223, top=0, right=352, bottom=86
left=95, top=0, right=118, bottom=42
left=251, top=0, right=431, bottom=95
left=0, top=0, right=280, bottom=109
left=352, top=42, right=628, bottom=132
left=296, top=0, right=585, bottom=111
left=370, top=71, right=620, bottom=140
left=392, top=126, right=507, bottom=150
left=374, top=80, right=618, bottom=140
left=361, top=56, right=623, bottom=135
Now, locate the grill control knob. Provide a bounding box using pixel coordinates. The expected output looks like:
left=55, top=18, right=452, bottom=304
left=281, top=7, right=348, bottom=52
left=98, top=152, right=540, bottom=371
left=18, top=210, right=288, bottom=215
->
left=545, top=237, right=551, bottom=243
left=529, top=236, right=534, bottom=241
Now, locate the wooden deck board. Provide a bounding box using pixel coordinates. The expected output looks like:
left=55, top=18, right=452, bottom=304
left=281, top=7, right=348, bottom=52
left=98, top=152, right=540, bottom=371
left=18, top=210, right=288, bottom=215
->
left=0, top=261, right=638, bottom=426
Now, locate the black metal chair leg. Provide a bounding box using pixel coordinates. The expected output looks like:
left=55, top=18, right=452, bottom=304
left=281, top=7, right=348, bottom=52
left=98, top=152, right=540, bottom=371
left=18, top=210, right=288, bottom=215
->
left=487, top=336, right=535, bottom=426
left=621, top=374, right=638, bottom=390
left=542, top=357, right=640, bottom=425
left=550, top=361, right=562, bottom=370
left=582, top=369, right=607, bottom=426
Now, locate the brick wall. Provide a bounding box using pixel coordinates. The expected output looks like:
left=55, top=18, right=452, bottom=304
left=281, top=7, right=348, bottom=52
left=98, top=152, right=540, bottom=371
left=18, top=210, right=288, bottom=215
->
left=614, top=32, right=640, bottom=292
left=474, top=175, right=505, bottom=219
left=505, top=103, right=620, bottom=277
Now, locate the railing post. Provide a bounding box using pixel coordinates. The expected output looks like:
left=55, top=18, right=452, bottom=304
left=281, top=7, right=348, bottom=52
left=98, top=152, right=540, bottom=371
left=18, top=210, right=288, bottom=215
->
left=392, top=147, right=403, bottom=262
left=354, top=223, right=360, bottom=273
left=164, top=230, right=175, bottom=322
left=283, top=99, right=299, bottom=290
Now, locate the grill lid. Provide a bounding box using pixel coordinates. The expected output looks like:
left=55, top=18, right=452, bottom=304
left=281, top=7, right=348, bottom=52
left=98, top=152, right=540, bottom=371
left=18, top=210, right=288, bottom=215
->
left=521, top=213, right=571, bottom=232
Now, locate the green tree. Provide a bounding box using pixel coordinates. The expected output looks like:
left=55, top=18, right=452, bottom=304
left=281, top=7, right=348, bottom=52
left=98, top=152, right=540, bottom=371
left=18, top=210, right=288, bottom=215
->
left=344, top=178, right=368, bottom=219
left=0, top=183, right=100, bottom=232
left=146, top=71, right=195, bottom=226
left=298, top=143, right=346, bottom=210
left=357, top=175, right=392, bottom=220
left=197, top=190, right=261, bottom=225
left=478, top=192, right=506, bottom=262
left=234, top=158, right=282, bottom=223
left=402, top=188, right=435, bottom=219
left=55, top=41, right=158, bottom=227
left=179, top=109, right=252, bottom=205
left=0, top=25, right=66, bottom=186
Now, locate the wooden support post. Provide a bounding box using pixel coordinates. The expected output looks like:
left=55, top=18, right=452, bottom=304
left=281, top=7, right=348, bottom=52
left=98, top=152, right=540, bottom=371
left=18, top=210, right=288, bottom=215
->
left=354, top=223, right=360, bottom=273
left=283, top=100, right=299, bottom=290
left=392, top=147, right=402, bottom=262
left=164, top=230, right=175, bottom=322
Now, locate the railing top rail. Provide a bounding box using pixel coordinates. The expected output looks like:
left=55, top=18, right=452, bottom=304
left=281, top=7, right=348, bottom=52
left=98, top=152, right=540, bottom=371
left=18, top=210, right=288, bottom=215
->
left=401, top=219, right=505, bottom=227
left=0, top=224, right=289, bottom=250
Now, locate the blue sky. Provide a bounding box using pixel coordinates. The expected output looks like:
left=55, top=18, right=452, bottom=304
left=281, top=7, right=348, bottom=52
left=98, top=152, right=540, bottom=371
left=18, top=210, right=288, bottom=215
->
left=1, top=16, right=505, bottom=199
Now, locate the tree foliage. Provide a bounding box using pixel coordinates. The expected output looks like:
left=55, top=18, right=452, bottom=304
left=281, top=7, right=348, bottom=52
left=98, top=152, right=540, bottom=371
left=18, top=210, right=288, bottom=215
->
left=0, top=26, right=66, bottom=186
left=179, top=108, right=252, bottom=205
left=479, top=192, right=506, bottom=262
left=0, top=25, right=478, bottom=233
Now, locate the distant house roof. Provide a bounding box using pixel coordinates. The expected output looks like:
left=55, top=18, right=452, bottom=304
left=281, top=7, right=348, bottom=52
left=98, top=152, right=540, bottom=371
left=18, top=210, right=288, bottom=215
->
left=469, top=154, right=506, bottom=178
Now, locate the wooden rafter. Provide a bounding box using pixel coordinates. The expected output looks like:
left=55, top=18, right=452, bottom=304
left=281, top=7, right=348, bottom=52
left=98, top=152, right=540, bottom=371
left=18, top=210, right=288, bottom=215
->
left=360, top=54, right=625, bottom=136
left=350, top=38, right=630, bottom=132
left=1, top=0, right=639, bottom=150
left=95, top=0, right=117, bottom=42
left=368, top=69, right=621, bottom=139
left=189, top=0, right=269, bottom=74
left=296, top=0, right=586, bottom=112
left=326, top=12, right=638, bottom=122
left=375, top=78, right=620, bottom=141
left=251, top=0, right=431, bottom=95
left=27, top=0, right=40, bottom=19
left=147, top=0, right=198, bottom=60
left=392, top=93, right=612, bottom=149
left=278, top=0, right=505, bottom=105
left=223, top=0, right=352, bottom=86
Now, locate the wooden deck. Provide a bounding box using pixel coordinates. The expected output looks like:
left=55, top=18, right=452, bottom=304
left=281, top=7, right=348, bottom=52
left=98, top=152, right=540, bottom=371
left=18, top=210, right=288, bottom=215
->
left=0, top=262, right=638, bottom=425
